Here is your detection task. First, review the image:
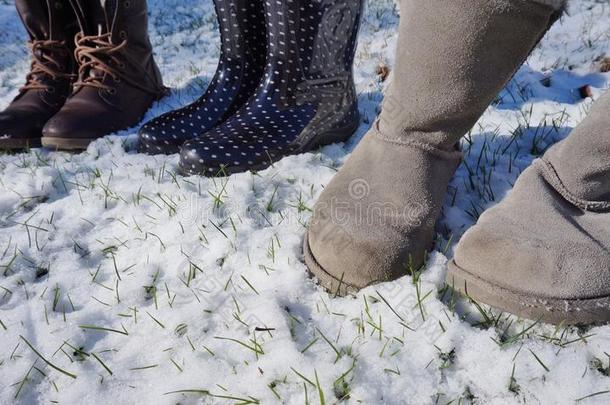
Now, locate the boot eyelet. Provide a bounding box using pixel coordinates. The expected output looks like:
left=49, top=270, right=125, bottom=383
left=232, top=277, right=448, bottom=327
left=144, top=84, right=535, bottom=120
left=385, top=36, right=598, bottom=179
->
left=46, top=87, right=56, bottom=94
left=124, top=1, right=131, bottom=8
left=107, top=88, right=117, bottom=95
left=119, top=31, right=128, bottom=40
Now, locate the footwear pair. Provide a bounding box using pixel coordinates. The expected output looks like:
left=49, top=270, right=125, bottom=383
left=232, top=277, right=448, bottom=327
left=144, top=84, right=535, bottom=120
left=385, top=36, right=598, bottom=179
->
left=139, top=0, right=364, bottom=177
left=0, top=0, right=166, bottom=151
left=305, top=0, right=610, bottom=325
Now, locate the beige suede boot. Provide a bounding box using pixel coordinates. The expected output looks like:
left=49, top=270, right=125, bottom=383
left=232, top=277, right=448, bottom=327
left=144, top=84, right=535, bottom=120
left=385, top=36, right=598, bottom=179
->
left=304, top=0, right=565, bottom=296
left=448, top=91, right=610, bottom=325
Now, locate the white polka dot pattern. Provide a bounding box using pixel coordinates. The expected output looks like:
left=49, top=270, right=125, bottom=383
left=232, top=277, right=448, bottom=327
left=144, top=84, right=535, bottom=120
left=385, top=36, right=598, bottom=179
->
left=139, top=0, right=267, bottom=154
left=179, top=0, right=363, bottom=176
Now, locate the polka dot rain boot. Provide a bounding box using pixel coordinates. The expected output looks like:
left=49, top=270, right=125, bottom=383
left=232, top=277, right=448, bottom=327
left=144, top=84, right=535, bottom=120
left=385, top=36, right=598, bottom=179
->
left=138, top=0, right=267, bottom=155
left=179, top=0, right=364, bottom=176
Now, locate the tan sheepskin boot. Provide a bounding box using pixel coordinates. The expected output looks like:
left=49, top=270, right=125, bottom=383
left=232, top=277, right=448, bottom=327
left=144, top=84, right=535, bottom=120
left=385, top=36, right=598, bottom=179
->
left=448, top=91, right=610, bottom=325
left=304, top=0, right=565, bottom=296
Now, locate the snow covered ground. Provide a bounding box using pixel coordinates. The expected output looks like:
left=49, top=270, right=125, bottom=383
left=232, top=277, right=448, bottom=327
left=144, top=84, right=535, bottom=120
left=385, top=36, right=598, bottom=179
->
left=0, top=0, right=609, bottom=403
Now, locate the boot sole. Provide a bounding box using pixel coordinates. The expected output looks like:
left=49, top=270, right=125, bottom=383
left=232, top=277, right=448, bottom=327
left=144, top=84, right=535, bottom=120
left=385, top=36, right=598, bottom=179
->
left=446, top=259, right=610, bottom=325
left=42, top=137, right=94, bottom=151
left=180, top=118, right=361, bottom=177
left=0, top=138, right=42, bottom=150
left=303, top=230, right=369, bottom=297
left=302, top=116, right=361, bottom=151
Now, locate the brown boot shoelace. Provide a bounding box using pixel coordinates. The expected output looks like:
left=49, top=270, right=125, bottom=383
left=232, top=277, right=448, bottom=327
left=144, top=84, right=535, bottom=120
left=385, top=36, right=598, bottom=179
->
left=74, top=32, right=161, bottom=95
left=21, top=40, right=75, bottom=92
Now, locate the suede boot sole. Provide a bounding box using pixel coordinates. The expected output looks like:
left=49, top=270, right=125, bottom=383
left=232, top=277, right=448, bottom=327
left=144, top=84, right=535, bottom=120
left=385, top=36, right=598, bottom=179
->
left=0, top=137, right=42, bottom=150
left=42, top=137, right=95, bottom=151
left=447, top=259, right=610, bottom=325
left=303, top=231, right=365, bottom=297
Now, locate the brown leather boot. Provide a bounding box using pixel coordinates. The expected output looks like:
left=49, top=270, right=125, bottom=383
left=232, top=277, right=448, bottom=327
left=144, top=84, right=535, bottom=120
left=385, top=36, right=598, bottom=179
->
left=42, top=0, right=166, bottom=150
left=0, top=0, right=77, bottom=150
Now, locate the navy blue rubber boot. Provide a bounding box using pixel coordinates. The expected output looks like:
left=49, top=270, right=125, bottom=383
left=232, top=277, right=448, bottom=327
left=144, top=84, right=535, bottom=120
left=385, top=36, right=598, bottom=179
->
left=138, top=0, right=267, bottom=154
left=179, top=0, right=363, bottom=176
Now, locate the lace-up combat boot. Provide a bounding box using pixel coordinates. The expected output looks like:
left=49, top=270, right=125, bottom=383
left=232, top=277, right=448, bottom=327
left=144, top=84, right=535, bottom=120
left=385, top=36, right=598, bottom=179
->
left=0, top=0, right=77, bottom=149
left=42, top=0, right=166, bottom=150
left=138, top=0, right=267, bottom=155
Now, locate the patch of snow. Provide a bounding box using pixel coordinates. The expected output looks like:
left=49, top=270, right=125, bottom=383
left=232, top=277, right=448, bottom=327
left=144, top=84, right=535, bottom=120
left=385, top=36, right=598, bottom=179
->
left=0, top=0, right=609, bottom=404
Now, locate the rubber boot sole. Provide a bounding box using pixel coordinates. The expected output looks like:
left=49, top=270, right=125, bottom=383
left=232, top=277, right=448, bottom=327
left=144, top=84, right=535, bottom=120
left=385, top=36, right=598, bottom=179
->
left=180, top=117, right=361, bottom=177
left=302, top=116, right=361, bottom=152
left=446, top=259, right=610, bottom=325
left=0, top=137, right=42, bottom=150
left=42, top=137, right=95, bottom=151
